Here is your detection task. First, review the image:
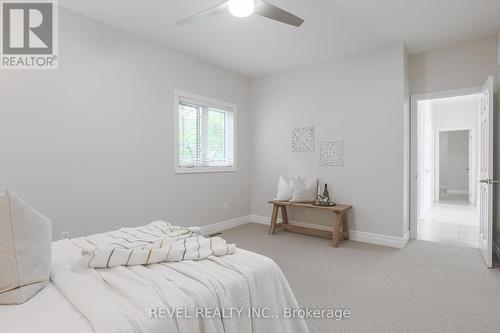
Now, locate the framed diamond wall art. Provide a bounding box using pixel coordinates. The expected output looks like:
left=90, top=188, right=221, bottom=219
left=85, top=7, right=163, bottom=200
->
left=291, top=126, right=314, bottom=152
left=319, top=140, right=344, bottom=167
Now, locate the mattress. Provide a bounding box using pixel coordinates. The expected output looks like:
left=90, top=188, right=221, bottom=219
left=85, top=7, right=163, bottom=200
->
left=0, top=238, right=309, bottom=333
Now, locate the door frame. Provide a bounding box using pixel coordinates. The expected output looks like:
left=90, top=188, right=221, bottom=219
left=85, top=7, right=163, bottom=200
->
left=410, top=86, right=482, bottom=239
left=434, top=127, right=476, bottom=204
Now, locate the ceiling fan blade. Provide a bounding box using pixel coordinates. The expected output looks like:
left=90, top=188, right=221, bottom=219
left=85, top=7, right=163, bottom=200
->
left=255, top=0, right=304, bottom=27
left=177, top=1, right=228, bottom=26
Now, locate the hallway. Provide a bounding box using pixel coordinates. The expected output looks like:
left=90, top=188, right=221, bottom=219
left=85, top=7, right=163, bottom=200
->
left=418, top=195, right=479, bottom=248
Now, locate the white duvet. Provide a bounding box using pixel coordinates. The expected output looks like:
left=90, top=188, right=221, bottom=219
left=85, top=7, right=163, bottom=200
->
left=45, top=237, right=309, bottom=333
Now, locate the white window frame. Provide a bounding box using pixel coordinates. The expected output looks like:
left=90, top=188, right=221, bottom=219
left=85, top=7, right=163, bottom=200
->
left=174, top=90, right=237, bottom=174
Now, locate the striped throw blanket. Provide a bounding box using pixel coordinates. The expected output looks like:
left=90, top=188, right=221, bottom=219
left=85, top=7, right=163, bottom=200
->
left=76, top=221, right=236, bottom=268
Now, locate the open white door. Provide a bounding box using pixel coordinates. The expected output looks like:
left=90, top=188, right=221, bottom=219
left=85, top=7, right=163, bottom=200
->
left=479, top=76, right=494, bottom=268
left=468, top=131, right=473, bottom=204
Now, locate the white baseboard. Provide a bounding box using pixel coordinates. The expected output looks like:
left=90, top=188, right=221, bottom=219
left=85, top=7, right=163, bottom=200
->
left=446, top=189, right=468, bottom=195
left=250, top=214, right=282, bottom=226
left=250, top=214, right=409, bottom=248
left=200, top=215, right=251, bottom=236
left=199, top=215, right=409, bottom=249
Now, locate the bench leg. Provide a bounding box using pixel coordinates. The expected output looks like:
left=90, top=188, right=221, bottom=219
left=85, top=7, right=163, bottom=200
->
left=342, top=213, right=349, bottom=240
left=332, top=212, right=342, bottom=247
left=280, top=205, right=289, bottom=225
left=269, top=204, right=279, bottom=235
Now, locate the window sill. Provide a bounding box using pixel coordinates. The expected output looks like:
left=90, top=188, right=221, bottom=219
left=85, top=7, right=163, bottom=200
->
left=175, top=166, right=238, bottom=174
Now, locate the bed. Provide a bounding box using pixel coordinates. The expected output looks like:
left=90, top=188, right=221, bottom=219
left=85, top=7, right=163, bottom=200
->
left=0, top=222, right=309, bottom=333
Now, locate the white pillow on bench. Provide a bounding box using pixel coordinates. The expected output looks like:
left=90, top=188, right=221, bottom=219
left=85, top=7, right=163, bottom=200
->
left=290, top=177, right=318, bottom=203
left=0, top=189, right=51, bottom=304
left=275, top=175, right=296, bottom=201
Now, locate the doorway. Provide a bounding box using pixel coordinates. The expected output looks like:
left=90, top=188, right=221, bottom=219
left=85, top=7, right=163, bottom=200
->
left=412, top=92, right=481, bottom=248
left=410, top=77, right=495, bottom=267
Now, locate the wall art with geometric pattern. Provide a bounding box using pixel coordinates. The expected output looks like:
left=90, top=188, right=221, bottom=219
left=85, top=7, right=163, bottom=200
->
left=318, top=140, right=344, bottom=167
left=291, top=126, right=314, bottom=152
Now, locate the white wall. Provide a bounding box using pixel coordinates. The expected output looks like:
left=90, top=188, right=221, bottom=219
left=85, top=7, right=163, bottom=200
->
left=432, top=94, right=480, bottom=129
left=442, top=130, right=469, bottom=194
left=0, top=9, right=252, bottom=238
left=250, top=43, right=408, bottom=238
left=409, top=37, right=497, bottom=95
left=0, top=8, right=495, bottom=246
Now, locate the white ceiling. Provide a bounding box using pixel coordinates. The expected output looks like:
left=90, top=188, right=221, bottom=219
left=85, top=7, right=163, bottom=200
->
left=60, top=0, right=500, bottom=78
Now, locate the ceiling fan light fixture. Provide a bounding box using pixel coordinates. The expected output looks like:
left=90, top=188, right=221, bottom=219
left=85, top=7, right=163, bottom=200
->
left=228, top=0, right=255, bottom=18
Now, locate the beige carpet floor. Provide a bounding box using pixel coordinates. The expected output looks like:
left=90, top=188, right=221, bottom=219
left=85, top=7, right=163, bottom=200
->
left=221, top=223, right=500, bottom=333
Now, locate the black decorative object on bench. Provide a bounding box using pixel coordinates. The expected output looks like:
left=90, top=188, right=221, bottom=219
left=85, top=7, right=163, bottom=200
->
left=315, top=184, right=336, bottom=207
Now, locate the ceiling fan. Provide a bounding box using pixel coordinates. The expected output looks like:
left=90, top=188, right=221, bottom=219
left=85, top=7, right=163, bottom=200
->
left=177, top=0, right=304, bottom=27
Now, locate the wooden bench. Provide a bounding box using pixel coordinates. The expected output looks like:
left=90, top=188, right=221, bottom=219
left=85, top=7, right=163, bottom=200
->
left=268, top=200, right=353, bottom=247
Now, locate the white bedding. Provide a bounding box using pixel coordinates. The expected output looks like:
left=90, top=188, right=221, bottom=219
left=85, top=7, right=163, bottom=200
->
left=0, top=238, right=309, bottom=333
left=0, top=283, right=92, bottom=333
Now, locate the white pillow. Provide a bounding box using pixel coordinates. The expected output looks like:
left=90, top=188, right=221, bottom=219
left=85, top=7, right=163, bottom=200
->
left=275, top=175, right=295, bottom=201
left=0, top=189, right=51, bottom=304
left=290, top=177, right=318, bottom=203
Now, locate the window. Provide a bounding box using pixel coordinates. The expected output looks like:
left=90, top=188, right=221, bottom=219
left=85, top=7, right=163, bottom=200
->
left=175, top=90, right=236, bottom=173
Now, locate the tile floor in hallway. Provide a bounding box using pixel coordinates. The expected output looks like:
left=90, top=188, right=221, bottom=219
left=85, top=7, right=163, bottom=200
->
left=417, top=194, right=479, bottom=248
